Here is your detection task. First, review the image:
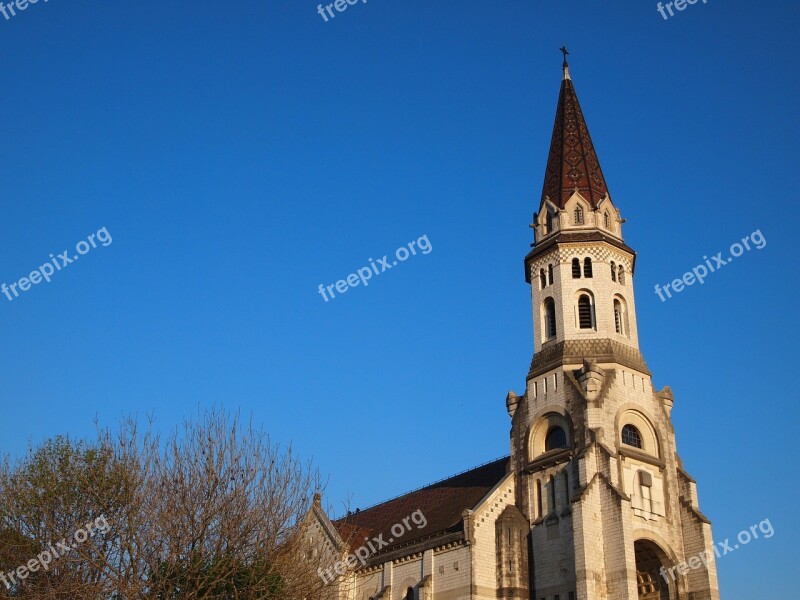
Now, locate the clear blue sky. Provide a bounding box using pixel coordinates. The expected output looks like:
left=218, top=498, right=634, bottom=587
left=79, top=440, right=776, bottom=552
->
left=0, top=1, right=796, bottom=596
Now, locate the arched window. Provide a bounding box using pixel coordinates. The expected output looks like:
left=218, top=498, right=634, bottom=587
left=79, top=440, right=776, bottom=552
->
left=540, top=269, right=547, bottom=289
left=614, top=299, right=624, bottom=335
left=573, top=205, right=584, bottom=225
left=604, top=212, right=610, bottom=228
left=536, top=480, right=543, bottom=518
left=578, top=295, right=593, bottom=329
left=611, top=261, right=617, bottom=282
left=544, top=298, right=557, bottom=340
left=622, top=424, right=643, bottom=449
left=405, top=587, right=415, bottom=600
left=572, top=258, right=581, bottom=279
left=618, top=265, right=625, bottom=284
left=545, top=426, right=568, bottom=451
left=583, top=257, right=593, bottom=278
left=546, top=211, right=554, bottom=234
left=548, top=264, right=554, bottom=285
left=549, top=475, right=557, bottom=511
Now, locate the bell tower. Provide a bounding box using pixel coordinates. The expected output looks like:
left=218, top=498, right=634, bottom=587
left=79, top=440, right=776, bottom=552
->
left=526, top=52, right=643, bottom=365
left=507, top=54, right=721, bottom=600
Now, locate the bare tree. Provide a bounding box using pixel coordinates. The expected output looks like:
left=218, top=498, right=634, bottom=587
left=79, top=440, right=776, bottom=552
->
left=0, top=408, right=327, bottom=600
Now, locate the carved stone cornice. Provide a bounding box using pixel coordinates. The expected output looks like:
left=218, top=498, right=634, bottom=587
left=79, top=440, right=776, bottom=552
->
left=528, top=339, right=650, bottom=379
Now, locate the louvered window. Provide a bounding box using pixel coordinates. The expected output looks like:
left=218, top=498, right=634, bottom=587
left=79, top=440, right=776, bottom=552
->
left=578, top=295, right=593, bottom=329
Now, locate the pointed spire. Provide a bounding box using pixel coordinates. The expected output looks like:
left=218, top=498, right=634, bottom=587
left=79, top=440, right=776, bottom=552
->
left=539, top=52, right=609, bottom=210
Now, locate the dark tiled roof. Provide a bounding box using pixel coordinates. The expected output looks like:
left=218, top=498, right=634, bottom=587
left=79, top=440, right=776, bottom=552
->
left=332, top=457, right=509, bottom=556
left=540, top=73, right=609, bottom=210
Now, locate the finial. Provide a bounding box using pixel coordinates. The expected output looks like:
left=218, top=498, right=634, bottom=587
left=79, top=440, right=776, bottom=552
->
left=560, top=46, right=571, bottom=80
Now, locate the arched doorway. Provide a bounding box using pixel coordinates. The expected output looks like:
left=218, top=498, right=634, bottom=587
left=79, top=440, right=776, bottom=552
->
left=634, top=540, right=673, bottom=600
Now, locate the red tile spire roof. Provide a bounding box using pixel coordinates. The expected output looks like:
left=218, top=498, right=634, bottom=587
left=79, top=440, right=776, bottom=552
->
left=539, top=53, right=610, bottom=210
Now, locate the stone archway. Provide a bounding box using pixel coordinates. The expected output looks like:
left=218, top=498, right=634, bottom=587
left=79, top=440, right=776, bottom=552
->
left=634, top=540, right=674, bottom=600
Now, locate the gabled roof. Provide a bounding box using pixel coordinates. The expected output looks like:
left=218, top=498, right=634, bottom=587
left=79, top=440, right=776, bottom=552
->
left=539, top=63, right=610, bottom=210
left=332, top=457, right=509, bottom=557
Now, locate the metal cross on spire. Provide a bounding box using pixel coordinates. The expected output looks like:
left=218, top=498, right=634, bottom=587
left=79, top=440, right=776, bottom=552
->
left=560, top=46, right=571, bottom=80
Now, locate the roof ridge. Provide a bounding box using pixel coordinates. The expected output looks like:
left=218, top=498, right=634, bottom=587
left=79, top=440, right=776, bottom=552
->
left=333, top=455, right=509, bottom=520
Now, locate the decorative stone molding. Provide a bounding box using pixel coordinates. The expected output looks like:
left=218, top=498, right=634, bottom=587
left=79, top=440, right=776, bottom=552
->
left=529, top=244, right=634, bottom=272
left=618, top=446, right=666, bottom=469
left=524, top=448, right=572, bottom=472
left=656, top=386, right=674, bottom=417
left=524, top=231, right=637, bottom=282
left=528, top=339, right=650, bottom=379
left=575, top=359, right=605, bottom=402
left=506, top=391, right=520, bottom=418
left=364, top=532, right=465, bottom=568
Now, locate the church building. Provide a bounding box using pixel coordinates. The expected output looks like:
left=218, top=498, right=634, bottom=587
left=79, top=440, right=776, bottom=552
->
left=306, top=55, right=721, bottom=600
